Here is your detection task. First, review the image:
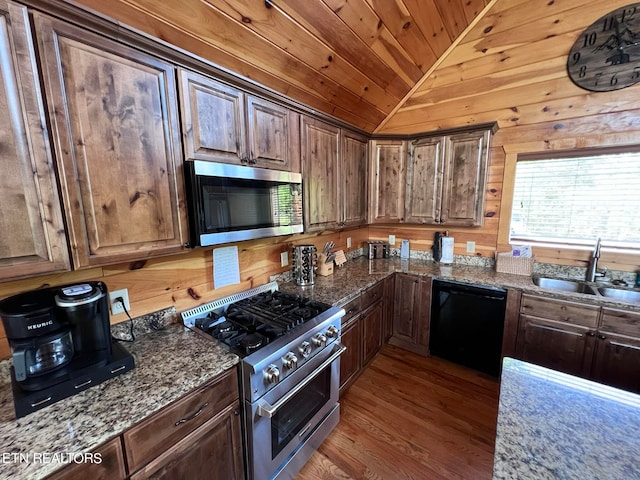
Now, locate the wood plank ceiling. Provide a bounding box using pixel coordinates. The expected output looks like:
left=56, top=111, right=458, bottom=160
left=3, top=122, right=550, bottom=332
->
left=69, top=0, right=490, bottom=132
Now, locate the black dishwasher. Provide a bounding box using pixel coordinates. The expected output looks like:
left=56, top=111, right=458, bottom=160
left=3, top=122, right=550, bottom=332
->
left=429, top=280, right=507, bottom=377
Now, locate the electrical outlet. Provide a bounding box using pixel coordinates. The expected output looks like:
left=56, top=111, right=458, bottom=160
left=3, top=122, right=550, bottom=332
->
left=389, top=234, right=396, bottom=245
left=280, top=251, right=288, bottom=267
left=347, top=237, right=352, bottom=248
left=109, top=288, right=130, bottom=315
left=466, top=241, right=476, bottom=253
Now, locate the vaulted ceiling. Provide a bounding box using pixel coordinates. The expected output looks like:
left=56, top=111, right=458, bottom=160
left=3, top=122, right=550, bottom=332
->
left=70, top=0, right=491, bottom=132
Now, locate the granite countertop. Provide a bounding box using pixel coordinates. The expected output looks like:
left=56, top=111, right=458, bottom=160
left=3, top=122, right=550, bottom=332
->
left=277, top=256, right=640, bottom=313
left=0, top=312, right=239, bottom=480
left=493, top=357, right=640, bottom=479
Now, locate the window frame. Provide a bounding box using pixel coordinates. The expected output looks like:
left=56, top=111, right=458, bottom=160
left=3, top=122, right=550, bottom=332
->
left=508, top=146, right=640, bottom=254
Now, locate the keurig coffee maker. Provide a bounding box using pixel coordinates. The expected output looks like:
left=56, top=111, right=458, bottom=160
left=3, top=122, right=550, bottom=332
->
left=0, top=282, right=135, bottom=418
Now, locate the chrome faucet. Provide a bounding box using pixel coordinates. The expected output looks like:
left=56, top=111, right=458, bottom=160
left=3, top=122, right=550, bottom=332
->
left=585, top=237, right=603, bottom=282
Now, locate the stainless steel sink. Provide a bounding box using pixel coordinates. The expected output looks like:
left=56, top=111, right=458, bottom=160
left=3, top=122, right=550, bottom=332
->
left=533, top=276, right=640, bottom=305
left=533, top=277, right=596, bottom=294
left=597, top=287, right=640, bottom=305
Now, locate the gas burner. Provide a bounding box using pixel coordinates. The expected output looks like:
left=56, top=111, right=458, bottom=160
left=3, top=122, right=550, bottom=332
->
left=239, top=333, right=265, bottom=354
left=189, top=286, right=334, bottom=357
left=216, top=321, right=233, bottom=333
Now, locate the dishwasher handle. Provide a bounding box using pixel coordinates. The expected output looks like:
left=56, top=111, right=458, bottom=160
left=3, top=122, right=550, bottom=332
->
left=433, top=279, right=507, bottom=301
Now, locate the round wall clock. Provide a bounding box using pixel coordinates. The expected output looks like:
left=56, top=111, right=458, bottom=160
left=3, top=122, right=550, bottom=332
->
left=567, top=3, right=640, bottom=91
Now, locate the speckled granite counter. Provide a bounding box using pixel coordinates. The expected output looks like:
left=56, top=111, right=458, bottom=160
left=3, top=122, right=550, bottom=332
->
left=0, top=314, right=239, bottom=480
left=276, top=256, right=640, bottom=312
left=493, top=357, right=640, bottom=479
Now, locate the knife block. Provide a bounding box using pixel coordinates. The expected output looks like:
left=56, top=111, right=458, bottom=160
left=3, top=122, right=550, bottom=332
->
left=317, top=253, right=334, bottom=276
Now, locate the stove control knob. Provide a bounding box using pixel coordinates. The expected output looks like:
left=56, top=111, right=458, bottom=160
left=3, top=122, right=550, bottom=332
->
left=282, top=352, right=298, bottom=371
left=299, top=341, right=312, bottom=358
left=312, top=333, right=327, bottom=348
left=326, top=325, right=339, bottom=339
left=264, top=364, right=280, bottom=385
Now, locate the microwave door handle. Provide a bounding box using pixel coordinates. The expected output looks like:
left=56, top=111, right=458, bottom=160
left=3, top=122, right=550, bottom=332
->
left=256, top=343, right=346, bottom=419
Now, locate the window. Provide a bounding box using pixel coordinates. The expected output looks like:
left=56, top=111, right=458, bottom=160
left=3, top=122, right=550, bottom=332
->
left=510, top=151, right=640, bottom=249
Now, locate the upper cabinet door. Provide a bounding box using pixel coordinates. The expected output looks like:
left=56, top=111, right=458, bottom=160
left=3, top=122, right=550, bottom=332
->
left=246, top=95, right=300, bottom=172
left=369, top=140, right=406, bottom=223
left=301, top=117, right=340, bottom=232
left=440, top=130, right=490, bottom=227
left=0, top=1, right=70, bottom=280
left=405, top=137, right=444, bottom=224
left=35, top=13, right=187, bottom=268
left=341, top=130, right=368, bottom=227
left=178, top=69, right=247, bottom=164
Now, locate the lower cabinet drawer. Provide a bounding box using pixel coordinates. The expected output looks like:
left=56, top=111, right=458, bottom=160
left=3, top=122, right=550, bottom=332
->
left=123, top=368, right=238, bottom=473
left=341, top=295, right=362, bottom=325
left=520, top=294, right=599, bottom=327
left=362, top=282, right=384, bottom=310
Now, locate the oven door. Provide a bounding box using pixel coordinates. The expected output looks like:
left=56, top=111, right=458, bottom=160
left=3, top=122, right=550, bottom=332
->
left=246, top=342, right=345, bottom=480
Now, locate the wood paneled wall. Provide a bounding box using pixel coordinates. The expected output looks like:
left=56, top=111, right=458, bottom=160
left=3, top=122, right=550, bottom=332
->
left=0, top=227, right=369, bottom=358
left=377, top=0, right=640, bottom=274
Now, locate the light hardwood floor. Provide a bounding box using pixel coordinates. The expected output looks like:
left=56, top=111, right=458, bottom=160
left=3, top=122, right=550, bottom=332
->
left=296, top=345, right=500, bottom=480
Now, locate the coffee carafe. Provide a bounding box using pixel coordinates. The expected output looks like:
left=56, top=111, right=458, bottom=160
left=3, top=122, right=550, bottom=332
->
left=0, top=282, right=135, bottom=417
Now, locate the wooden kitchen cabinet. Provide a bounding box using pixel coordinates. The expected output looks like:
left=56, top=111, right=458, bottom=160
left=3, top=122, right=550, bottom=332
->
left=362, top=300, right=384, bottom=366
left=404, top=136, right=443, bottom=224
left=340, top=316, right=362, bottom=393
left=591, top=308, right=640, bottom=393
left=383, top=275, right=395, bottom=341
left=34, top=13, right=187, bottom=268
left=0, top=0, right=70, bottom=280
left=301, top=117, right=341, bottom=231
left=178, top=69, right=300, bottom=172
left=440, top=130, right=490, bottom=226
left=404, top=129, right=490, bottom=226
left=46, top=438, right=126, bottom=480
left=339, top=281, right=386, bottom=393
left=516, top=295, right=599, bottom=377
left=369, top=140, right=406, bottom=223
left=123, top=369, right=240, bottom=473
left=130, top=403, right=243, bottom=480
left=516, top=314, right=596, bottom=378
left=341, top=129, right=369, bottom=227
left=390, top=274, right=431, bottom=355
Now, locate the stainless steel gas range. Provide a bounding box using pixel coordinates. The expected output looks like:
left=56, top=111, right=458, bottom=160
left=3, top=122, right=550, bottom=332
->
left=182, top=282, right=345, bottom=480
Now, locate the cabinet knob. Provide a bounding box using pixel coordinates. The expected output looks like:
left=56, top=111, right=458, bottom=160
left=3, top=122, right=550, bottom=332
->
left=586, top=331, right=596, bottom=337
left=598, top=334, right=607, bottom=340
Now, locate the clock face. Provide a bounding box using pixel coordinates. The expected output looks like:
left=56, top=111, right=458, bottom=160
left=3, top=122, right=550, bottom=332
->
left=567, top=3, right=640, bottom=91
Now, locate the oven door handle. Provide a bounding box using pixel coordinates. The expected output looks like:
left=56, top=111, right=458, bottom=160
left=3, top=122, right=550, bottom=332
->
left=256, top=342, right=346, bottom=419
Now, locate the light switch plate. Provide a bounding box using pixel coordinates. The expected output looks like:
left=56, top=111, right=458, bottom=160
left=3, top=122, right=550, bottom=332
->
left=466, top=241, right=476, bottom=253
left=280, top=251, right=288, bottom=267
left=347, top=237, right=352, bottom=248
left=389, top=234, right=396, bottom=245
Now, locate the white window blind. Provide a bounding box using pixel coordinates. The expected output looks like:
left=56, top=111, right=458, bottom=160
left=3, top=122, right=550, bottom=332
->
left=510, top=153, right=640, bottom=247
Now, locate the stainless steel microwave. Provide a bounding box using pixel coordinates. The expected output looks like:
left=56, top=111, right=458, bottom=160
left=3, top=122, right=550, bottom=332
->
left=184, top=161, right=303, bottom=247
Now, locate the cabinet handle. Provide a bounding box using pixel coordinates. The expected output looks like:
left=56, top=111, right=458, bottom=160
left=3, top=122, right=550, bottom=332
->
left=234, top=408, right=240, bottom=416
left=241, top=157, right=249, bottom=164
left=598, top=334, right=607, bottom=340
left=31, top=396, right=52, bottom=408
left=586, top=331, right=596, bottom=337
left=74, top=379, right=92, bottom=389
left=175, top=402, right=209, bottom=426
